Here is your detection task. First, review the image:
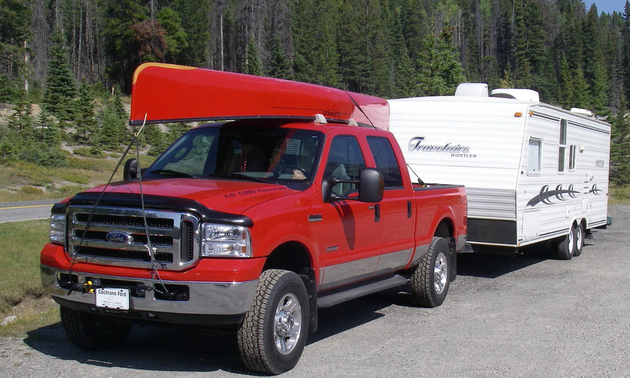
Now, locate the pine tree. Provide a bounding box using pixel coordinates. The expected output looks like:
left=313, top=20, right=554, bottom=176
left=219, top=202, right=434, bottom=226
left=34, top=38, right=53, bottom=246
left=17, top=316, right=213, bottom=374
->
left=570, top=66, right=591, bottom=109
left=157, top=7, right=188, bottom=63
left=35, top=110, right=61, bottom=148
left=558, top=53, right=574, bottom=109
left=42, top=28, right=76, bottom=122
left=267, top=36, right=292, bottom=80
left=96, top=90, right=129, bottom=150
left=7, top=90, right=33, bottom=137
left=73, top=81, right=97, bottom=144
left=417, top=25, right=466, bottom=96
left=0, top=0, right=31, bottom=96
left=609, top=109, right=630, bottom=185
left=172, top=0, right=210, bottom=66
left=292, top=0, right=341, bottom=87
left=244, top=37, right=263, bottom=76
left=102, top=0, right=147, bottom=90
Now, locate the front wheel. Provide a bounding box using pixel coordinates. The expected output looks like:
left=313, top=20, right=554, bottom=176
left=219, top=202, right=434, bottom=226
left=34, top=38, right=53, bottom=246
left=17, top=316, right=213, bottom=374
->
left=237, top=269, right=309, bottom=375
left=556, top=224, right=577, bottom=260
left=410, top=237, right=451, bottom=308
left=60, top=306, right=132, bottom=350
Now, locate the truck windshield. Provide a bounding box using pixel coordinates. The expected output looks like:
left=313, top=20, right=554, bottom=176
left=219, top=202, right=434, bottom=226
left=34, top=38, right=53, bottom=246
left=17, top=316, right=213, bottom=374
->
left=145, top=123, right=323, bottom=188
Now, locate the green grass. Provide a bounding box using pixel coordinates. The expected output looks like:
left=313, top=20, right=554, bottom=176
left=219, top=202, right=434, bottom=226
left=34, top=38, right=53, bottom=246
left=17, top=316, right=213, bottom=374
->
left=0, top=220, right=49, bottom=312
left=0, top=219, right=62, bottom=337
left=0, top=220, right=61, bottom=337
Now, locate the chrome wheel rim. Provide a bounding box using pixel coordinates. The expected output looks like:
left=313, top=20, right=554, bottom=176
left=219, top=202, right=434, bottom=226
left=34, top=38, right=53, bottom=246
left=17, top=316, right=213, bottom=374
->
left=576, top=225, right=583, bottom=250
left=274, top=293, right=302, bottom=355
left=434, top=252, right=448, bottom=295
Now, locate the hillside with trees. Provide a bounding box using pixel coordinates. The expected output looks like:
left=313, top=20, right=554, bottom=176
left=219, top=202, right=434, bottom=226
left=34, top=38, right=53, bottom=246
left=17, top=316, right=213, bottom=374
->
left=2, top=0, right=630, bottom=186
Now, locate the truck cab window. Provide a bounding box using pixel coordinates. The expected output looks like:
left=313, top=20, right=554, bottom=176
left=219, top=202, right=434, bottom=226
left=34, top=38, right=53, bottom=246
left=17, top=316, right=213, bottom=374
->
left=367, top=136, right=404, bottom=188
left=324, top=135, right=366, bottom=196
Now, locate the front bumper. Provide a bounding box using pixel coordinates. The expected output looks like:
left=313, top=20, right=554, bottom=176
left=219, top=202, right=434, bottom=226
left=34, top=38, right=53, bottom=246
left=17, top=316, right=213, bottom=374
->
left=41, top=264, right=258, bottom=325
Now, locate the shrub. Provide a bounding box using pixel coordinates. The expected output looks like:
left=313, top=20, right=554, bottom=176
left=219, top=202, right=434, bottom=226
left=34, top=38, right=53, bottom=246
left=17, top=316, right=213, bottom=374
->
left=62, top=174, right=89, bottom=184
left=19, top=147, right=67, bottom=167
left=73, top=146, right=105, bottom=158
left=20, top=186, right=43, bottom=195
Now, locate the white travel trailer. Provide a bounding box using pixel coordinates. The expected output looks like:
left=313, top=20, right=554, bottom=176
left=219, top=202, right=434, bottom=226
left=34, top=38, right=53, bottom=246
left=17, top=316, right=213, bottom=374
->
left=388, top=84, right=611, bottom=259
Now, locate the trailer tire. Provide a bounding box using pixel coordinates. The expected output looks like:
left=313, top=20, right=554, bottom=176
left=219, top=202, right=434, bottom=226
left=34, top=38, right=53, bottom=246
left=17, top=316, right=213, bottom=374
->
left=573, top=223, right=584, bottom=257
left=60, top=306, right=131, bottom=350
left=237, top=269, right=309, bottom=375
left=555, top=224, right=576, bottom=260
left=410, top=237, right=450, bottom=308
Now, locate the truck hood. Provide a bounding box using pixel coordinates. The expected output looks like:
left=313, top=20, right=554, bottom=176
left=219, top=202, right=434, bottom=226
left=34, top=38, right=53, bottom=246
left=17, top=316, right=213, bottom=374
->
left=82, top=178, right=294, bottom=215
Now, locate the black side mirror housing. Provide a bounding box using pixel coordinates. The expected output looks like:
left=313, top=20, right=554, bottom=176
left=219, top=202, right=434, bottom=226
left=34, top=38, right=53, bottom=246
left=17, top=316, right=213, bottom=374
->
left=123, top=158, right=138, bottom=180
left=323, top=168, right=383, bottom=203
left=358, top=168, right=384, bottom=203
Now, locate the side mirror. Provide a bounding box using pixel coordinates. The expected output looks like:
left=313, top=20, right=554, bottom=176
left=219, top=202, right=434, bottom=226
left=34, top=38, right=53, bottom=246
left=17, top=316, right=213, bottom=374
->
left=322, top=168, right=383, bottom=203
left=123, top=158, right=138, bottom=180
left=358, top=168, right=384, bottom=203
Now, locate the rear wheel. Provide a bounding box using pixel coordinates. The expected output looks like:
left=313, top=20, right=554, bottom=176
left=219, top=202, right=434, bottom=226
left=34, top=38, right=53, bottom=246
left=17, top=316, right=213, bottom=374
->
left=237, top=269, right=309, bottom=375
left=60, top=306, right=132, bottom=350
left=573, top=223, right=585, bottom=257
left=410, top=237, right=450, bottom=308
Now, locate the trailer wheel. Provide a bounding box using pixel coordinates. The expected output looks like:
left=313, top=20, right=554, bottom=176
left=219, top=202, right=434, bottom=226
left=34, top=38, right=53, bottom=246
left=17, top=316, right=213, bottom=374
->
left=555, top=224, right=576, bottom=260
left=410, top=237, right=450, bottom=308
left=237, top=269, right=309, bottom=375
left=60, top=306, right=131, bottom=350
left=573, top=223, right=585, bottom=257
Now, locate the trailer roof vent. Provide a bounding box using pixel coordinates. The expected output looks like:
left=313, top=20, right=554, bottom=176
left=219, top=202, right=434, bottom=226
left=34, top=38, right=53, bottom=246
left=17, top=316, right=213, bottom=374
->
left=570, top=108, right=593, bottom=117
left=490, top=88, right=540, bottom=102
left=455, top=83, right=488, bottom=97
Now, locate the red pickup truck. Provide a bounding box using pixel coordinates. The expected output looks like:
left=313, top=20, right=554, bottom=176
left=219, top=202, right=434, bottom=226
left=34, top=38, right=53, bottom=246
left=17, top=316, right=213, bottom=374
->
left=40, top=64, right=467, bottom=374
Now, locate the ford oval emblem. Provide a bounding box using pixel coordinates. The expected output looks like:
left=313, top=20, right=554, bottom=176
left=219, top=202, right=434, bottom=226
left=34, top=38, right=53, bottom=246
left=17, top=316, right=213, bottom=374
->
left=105, top=231, right=133, bottom=244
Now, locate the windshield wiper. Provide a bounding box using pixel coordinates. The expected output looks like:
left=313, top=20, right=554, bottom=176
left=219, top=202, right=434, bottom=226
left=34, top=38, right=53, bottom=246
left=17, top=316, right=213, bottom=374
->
left=208, top=172, right=272, bottom=184
left=149, top=169, right=195, bottom=178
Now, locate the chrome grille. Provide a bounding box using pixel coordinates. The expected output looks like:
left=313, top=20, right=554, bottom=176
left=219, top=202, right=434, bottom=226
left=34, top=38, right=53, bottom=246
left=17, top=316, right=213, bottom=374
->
left=67, top=205, right=200, bottom=270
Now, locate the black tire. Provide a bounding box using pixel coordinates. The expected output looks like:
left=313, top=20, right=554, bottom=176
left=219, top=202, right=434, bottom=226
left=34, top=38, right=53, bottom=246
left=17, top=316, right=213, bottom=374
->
left=237, top=269, right=309, bottom=375
left=410, top=237, right=451, bottom=308
left=573, top=223, right=584, bottom=257
left=60, top=306, right=132, bottom=350
left=556, top=224, right=576, bottom=260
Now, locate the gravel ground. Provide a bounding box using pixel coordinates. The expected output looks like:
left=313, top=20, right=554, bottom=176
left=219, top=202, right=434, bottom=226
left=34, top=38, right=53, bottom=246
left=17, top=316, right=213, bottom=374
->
left=1, top=204, right=629, bottom=378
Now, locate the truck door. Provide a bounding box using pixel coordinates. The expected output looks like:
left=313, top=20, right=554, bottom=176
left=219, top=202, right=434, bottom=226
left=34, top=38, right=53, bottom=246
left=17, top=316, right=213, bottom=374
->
left=366, top=136, right=415, bottom=272
left=315, top=135, right=382, bottom=290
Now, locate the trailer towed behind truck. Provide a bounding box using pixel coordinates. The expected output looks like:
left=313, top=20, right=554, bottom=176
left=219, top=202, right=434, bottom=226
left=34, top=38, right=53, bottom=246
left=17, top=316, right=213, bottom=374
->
left=388, top=84, right=610, bottom=259
left=41, top=63, right=467, bottom=374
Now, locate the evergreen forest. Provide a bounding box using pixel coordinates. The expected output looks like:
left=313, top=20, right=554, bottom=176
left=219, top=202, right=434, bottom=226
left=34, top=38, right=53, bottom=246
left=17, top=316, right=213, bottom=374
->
left=2, top=0, right=630, bottom=186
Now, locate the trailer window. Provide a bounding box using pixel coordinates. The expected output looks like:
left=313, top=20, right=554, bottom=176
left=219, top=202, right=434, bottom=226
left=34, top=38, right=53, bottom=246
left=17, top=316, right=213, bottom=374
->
left=528, top=138, right=542, bottom=175
left=569, top=145, right=577, bottom=171
left=558, top=119, right=567, bottom=173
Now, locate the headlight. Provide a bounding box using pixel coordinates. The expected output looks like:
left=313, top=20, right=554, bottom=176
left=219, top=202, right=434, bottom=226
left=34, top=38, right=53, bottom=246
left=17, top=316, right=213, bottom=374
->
left=49, top=213, right=66, bottom=245
left=201, top=223, right=251, bottom=258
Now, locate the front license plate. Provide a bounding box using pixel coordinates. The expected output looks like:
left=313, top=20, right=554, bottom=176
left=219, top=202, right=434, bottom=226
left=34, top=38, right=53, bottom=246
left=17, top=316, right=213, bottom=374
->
left=95, top=288, right=130, bottom=310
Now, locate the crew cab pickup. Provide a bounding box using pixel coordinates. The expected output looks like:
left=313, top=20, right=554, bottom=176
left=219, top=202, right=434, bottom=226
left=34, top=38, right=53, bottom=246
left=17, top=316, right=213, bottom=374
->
left=40, top=63, right=467, bottom=374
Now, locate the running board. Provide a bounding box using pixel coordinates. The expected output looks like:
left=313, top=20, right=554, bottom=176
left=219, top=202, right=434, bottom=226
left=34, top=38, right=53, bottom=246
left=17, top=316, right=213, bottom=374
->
left=317, top=274, right=408, bottom=309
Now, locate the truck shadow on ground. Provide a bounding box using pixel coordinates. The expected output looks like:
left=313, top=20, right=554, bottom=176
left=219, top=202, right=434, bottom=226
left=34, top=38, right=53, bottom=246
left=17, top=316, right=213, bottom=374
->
left=22, top=243, right=585, bottom=375
left=23, top=295, right=395, bottom=375
left=24, top=322, right=250, bottom=374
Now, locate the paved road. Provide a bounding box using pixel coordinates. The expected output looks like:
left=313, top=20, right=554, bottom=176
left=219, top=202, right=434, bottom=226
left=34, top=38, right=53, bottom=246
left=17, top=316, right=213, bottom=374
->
left=1, top=204, right=629, bottom=377
left=0, top=199, right=61, bottom=223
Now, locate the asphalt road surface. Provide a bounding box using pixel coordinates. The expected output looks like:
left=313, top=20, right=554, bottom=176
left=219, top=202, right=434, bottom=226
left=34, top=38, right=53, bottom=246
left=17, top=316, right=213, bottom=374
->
left=1, top=204, right=629, bottom=377
left=0, top=199, right=61, bottom=223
